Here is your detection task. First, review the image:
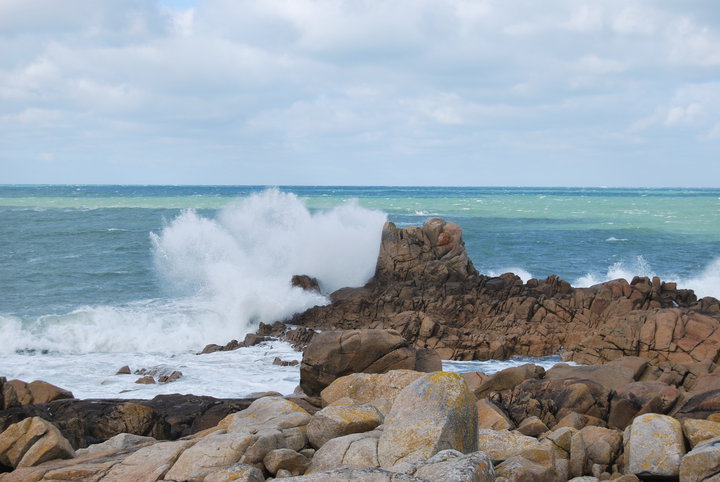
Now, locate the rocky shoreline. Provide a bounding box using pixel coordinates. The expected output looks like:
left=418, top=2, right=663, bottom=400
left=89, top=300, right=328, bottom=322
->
left=2, top=217, right=720, bottom=481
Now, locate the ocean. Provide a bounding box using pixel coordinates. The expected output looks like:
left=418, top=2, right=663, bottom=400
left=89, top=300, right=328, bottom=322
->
left=1, top=185, right=719, bottom=399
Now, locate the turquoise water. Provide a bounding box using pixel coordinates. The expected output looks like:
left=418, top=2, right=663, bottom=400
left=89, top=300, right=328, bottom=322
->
left=0, top=185, right=718, bottom=398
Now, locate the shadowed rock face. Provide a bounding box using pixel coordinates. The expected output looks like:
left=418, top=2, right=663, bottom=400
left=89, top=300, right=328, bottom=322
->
left=288, top=218, right=720, bottom=365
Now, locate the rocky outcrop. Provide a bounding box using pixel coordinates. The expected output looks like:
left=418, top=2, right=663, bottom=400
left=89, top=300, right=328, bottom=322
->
left=0, top=379, right=73, bottom=410
left=299, top=329, right=441, bottom=396
left=284, top=218, right=720, bottom=367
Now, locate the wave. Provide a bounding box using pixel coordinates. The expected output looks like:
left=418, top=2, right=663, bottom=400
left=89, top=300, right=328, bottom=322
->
left=485, top=267, right=534, bottom=283
left=1, top=189, right=387, bottom=354
left=574, top=256, right=720, bottom=299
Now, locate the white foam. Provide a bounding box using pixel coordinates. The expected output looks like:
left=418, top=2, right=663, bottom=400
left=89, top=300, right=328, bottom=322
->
left=485, top=267, right=534, bottom=283
left=2, top=189, right=387, bottom=355
left=574, top=256, right=720, bottom=299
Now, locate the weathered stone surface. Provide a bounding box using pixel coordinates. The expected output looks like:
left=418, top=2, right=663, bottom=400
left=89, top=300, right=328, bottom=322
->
left=569, top=426, right=622, bottom=477
left=307, top=429, right=382, bottom=473
left=300, top=329, right=436, bottom=396
left=476, top=429, right=542, bottom=463
left=1, top=380, right=73, bottom=409
left=100, top=439, right=195, bottom=481
left=280, top=466, right=425, bottom=481
left=680, top=437, right=720, bottom=482
left=263, top=448, right=310, bottom=476
left=320, top=370, right=424, bottom=413
left=683, top=418, right=720, bottom=448
left=0, top=417, right=74, bottom=469
left=307, top=404, right=383, bottom=449
left=494, top=446, right=556, bottom=481
left=474, top=364, right=545, bottom=400
left=377, top=372, right=478, bottom=468
left=517, top=416, right=548, bottom=437
left=545, top=364, right=636, bottom=391
left=412, top=449, right=495, bottom=481
left=477, top=399, right=514, bottom=430
left=623, top=414, right=685, bottom=478
left=607, top=381, right=680, bottom=430
left=228, top=396, right=311, bottom=434
left=164, top=432, right=255, bottom=481
left=204, top=462, right=266, bottom=482
left=75, top=432, right=156, bottom=457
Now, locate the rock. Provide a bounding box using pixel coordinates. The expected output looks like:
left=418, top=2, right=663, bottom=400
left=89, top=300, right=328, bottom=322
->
left=320, top=370, right=424, bottom=414
left=414, top=348, right=442, bottom=372
left=477, top=399, right=515, bottom=430
left=679, top=436, right=720, bottom=482
left=116, top=366, right=131, bottom=375
left=292, top=274, right=321, bottom=293
left=101, top=439, right=195, bottom=481
left=517, top=416, right=548, bottom=437
left=264, top=448, right=311, bottom=475
left=307, top=404, right=383, bottom=449
left=75, top=432, right=156, bottom=456
left=569, top=426, right=622, bottom=477
left=377, top=372, right=477, bottom=468
left=164, top=432, right=256, bottom=481
left=545, top=364, right=636, bottom=391
left=204, top=462, right=266, bottom=482
left=228, top=397, right=311, bottom=434
left=280, top=466, right=425, bottom=480
left=0, top=416, right=75, bottom=468
left=2, top=380, right=73, bottom=409
left=474, top=364, right=545, bottom=399
left=158, top=370, right=182, bottom=383
left=307, top=429, right=382, bottom=473
left=607, top=381, right=680, bottom=430
left=274, top=357, right=300, bottom=367
left=412, top=449, right=495, bottom=481
left=135, top=376, right=156, bottom=385
left=494, top=446, right=556, bottom=481
left=623, top=414, right=685, bottom=478
left=300, top=329, right=427, bottom=397
left=476, top=429, right=542, bottom=463
left=674, top=388, right=720, bottom=420
left=682, top=418, right=720, bottom=448
left=461, top=372, right=488, bottom=396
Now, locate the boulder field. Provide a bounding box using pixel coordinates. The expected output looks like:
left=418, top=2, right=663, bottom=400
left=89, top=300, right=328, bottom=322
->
left=4, top=352, right=720, bottom=480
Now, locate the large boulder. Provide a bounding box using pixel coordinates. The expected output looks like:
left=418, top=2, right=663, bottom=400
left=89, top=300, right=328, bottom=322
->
left=476, top=429, right=542, bottom=463
left=228, top=397, right=311, bottom=433
left=320, top=370, right=424, bottom=413
left=623, top=414, right=685, bottom=478
left=377, top=372, right=478, bottom=469
left=680, top=437, right=720, bottom=481
left=300, top=330, right=438, bottom=397
left=307, top=404, right=383, bottom=449
left=473, top=364, right=545, bottom=399
left=307, top=429, right=383, bottom=473
left=1, top=380, right=73, bottom=409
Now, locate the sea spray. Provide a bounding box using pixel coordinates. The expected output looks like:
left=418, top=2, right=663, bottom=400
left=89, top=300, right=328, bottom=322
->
left=1, top=190, right=387, bottom=354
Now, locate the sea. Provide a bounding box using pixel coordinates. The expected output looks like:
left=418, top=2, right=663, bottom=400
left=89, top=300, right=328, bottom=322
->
left=1, top=185, right=719, bottom=399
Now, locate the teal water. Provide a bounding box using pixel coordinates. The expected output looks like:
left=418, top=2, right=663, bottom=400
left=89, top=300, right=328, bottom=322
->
left=0, top=185, right=718, bottom=398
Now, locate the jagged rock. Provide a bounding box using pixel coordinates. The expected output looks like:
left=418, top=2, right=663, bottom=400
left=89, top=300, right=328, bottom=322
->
left=263, top=448, right=310, bottom=475
left=411, top=449, right=495, bottom=481
left=116, top=366, right=131, bottom=375
left=320, top=370, right=424, bottom=415
left=300, top=329, right=435, bottom=397
left=679, top=436, right=720, bottom=481
left=75, top=432, right=155, bottom=457
left=228, top=397, right=311, bottom=434
left=0, top=417, right=74, bottom=469
left=476, top=429, right=542, bottom=463
left=158, top=370, right=182, bottom=383
left=306, top=429, right=382, bottom=473
left=377, top=372, right=477, bottom=469
left=477, top=399, right=515, bottom=430
left=204, top=462, right=266, bottom=482
left=292, top=274, right=321, bottom=293
left=682, top=418, right=720, bottom=448
left=1, top=380, right=73, bottom=409
left=307, top=404, right=383, bottom=449
left=623, top=414, right=685, bottom=478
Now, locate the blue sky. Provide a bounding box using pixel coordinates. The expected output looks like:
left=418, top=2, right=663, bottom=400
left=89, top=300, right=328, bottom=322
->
left=1, top=0, right=719, bottom=186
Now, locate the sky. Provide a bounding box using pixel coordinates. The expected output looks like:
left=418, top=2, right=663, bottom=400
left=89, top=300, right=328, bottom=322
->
left=1, top=0, right=719, bottom=187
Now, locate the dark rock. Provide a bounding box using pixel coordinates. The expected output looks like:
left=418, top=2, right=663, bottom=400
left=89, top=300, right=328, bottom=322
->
left=291, top=274, right=321, bottom=293
left=1, top=380, right=74, bottom=409
left=116, top=366, right=131, bottom=375
left=134, top=376, right=155, bottom=385
left=158, top=371, right=182, bottom=383
left=272, top=357, right=299, bottom=367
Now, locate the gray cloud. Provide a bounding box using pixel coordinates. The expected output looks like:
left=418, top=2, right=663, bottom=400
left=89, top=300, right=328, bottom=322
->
left=1, top=0, right=719, bottom=185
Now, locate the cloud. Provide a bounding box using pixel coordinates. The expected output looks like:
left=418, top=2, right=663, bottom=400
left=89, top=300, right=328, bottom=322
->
left=0, top=0, right=719, bottom=185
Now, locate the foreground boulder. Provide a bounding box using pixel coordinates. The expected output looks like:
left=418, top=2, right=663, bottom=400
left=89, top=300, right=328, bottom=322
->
left=300, top=329, right=440, bottom=397
left=0, top=417, right=74, bottom=469
left=623, top=413, right=685, bottom=478
left=377, top=372, right=477, bottom=469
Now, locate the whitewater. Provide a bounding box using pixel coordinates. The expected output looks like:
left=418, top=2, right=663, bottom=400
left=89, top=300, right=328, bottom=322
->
left=0, top=186, right=718, bottom=398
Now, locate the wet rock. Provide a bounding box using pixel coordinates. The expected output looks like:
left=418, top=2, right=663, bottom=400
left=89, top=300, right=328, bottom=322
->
left=135, top=376, right=156, bottom=385
left=116, top=366, right=131, bottom=375
left=274, top=357, right=300, bottom=367
left=292, top=275, right=321, bottom=293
